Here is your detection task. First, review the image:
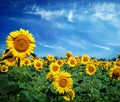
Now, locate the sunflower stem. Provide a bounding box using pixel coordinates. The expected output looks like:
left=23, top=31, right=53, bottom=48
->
left=56, top=92, right=58, bottom=102
left=18, top=57, right=20, bottom=67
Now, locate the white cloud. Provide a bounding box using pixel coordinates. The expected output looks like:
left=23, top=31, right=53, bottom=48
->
left=26, top=7, right=65, bottom=20
left=91, top=2, right=120, bottom=28
left=68, top=10, right=73, bottom=22
left=94, top=44, right=111, bottom=51
left=37, top=42, right=67, bottom=51
left=93, top=3, right=116, bottom=21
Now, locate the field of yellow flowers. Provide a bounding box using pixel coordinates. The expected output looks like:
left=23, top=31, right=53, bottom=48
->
left=0, top=28, right=120, bottom=102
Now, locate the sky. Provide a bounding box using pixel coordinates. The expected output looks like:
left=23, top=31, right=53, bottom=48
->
left=0, top=0, right=120, bottom=59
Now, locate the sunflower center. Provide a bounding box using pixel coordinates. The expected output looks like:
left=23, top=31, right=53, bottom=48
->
left=70, top=60, right=75, bottom=64
left=58, top=61, right=62, bottom=65
left=59, top=76, right=67, bottom=87
left=14, top=35, right=29, bottom=52
left=83, top=57, right=88, bottom=62
left=49, top=74, right=54, bottom=78
left=36, top=62, right=41, bottom=67
left=52, top=65, right=59, bottom=71
left=2, top=66, right=8, bottom=72
left=113, top=68, right=120, bottom=78
left=25, top=60, right=29, bottom=64
left=88, top=66, right=94, bottom=72
left=7, top=58, right=14, bottom=62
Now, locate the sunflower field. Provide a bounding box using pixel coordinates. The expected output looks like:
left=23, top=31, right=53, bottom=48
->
left=0, top=28, right=120, bottom=102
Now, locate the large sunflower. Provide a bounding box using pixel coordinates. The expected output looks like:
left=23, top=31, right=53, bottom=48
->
left=86, top=64, right=96, bottom=75
left=109, top=66, right=120, bottom=80
left=53, top=71, right=73, bottom=94
left=6, top=28, right=36, bottom=58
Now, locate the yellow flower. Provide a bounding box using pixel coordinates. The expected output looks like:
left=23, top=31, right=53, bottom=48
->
left=46, top=72, right=55, bottom=79
left=91, top=59, right=99, bottom=66
left=1, top=65, right=9, bottom=72
left=49, top=63, right=60, bottom=73
left=67, top=57, right=77, bottom=67
left=33, top=59, right=43, bottom=70
left=53, top=71, right=73, bottom=94
left=2, top=50, right=16, bottom=66
left=81, top=55, right=90, bottom=65
left=46, top=55, right=55, bottom=61
left=115, top=59, right=120, bottom=67
left=63, top=89, right=75, bottom=101
left=74, top=56, right=79, bottom=60
left=65, top=51, right=72, bottom=58
left=22, top=58, right=31, bottom=66
left=56, top=59, right=64, bottom=67
left=86, top=64, right=96, bottom=75
left=101, top=61, right=109, bottom=70
left=109, top=66, right=120, bottom=80
left=6, top=28, right=36, bottom=58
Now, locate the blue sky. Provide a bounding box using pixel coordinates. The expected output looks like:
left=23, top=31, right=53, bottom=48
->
left=0, top=0, right=120, bottom=59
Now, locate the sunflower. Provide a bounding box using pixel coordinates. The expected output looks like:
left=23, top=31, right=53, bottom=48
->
left=6, top=28, right=36, bottom=58
left=101, top=61, right=109, bottom=70
left=49, top=62, right=60, bottom=73
left=65, top=51, right=72, bottom=58
left=81, top=55, right=90, bottom=65
left=1, top=65, right=9, bottom=72
left=56, top=59, right=64, bottom=67
left=33, top=59, right=43, bottom=70
left=109, top=66, right=120, bottom=80
left=63, top=89, right=75, bottom=101
left=2, top=50, right=16, bottom=66
left=115, top=59, right=120, bottom=67
left=53, top=71, right=73, bottom=94
left=46, top=55, right=55, bottom=62
left=46, top=72, right=55, bottom=79
left=86, top=64, right=96, bottom=75
left=21, top=58, right=31, bottom=66
left=67, top=57, right=77, bottom=67
left=91, top=59, right=99, bottom=66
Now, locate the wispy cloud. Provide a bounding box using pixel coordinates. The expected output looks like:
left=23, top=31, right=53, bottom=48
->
left=25, top=8, right=65, bottom=20
left=92, top=2, right=120, bottom=28
left=93, top=3, right=116, bottom=21
left=94, top=44, right=111, bottom=51
left=37, top=42, right=67, bottom=51
left=68, top=10, right=73, bottom=22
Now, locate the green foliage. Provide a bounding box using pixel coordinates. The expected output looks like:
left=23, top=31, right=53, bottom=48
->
left=0, top=64, right=120, bottom=102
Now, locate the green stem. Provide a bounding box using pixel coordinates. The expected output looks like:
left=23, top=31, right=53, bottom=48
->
left=56, top=92, right=58, bottom=102
left=17, top=57, right=20, bottom=67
